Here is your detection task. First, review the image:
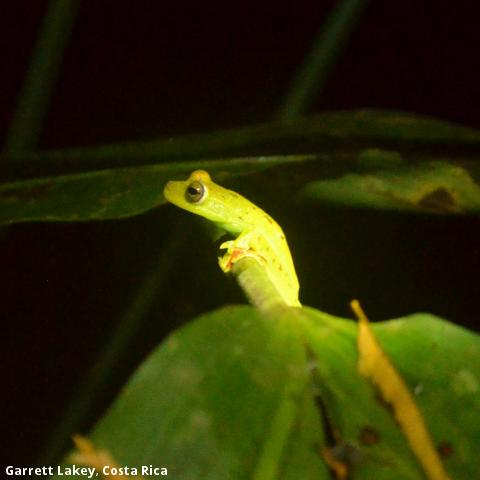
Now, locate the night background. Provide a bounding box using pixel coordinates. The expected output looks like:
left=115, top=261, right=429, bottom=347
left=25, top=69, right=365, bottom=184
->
left=2, top=0, right=480, bottom=471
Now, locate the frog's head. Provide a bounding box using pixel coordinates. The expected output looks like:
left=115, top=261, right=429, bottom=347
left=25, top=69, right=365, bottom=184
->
left=164, top=170, right=231, bottom=224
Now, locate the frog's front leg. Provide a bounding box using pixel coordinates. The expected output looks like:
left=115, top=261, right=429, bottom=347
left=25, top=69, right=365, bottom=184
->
left=218, top=231, right=264, bottom=273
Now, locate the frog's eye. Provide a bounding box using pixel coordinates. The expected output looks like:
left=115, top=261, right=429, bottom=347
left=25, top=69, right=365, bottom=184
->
left=186, top=180, right=206, bottom=203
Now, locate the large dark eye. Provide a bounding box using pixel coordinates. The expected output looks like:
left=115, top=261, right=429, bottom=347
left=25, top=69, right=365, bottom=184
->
left=186, top=180, right=206, bottom=203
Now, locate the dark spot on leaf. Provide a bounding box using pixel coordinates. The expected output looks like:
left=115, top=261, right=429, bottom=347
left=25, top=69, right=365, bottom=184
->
left=0, top=182, right=54, bottom=201
left=358, top=426, right=380, bottom=445
left=264, top=214, right=273, bottom=224
left=437, top=441, right=454, bottom=458
left=417, top=187, right=457, bottom=213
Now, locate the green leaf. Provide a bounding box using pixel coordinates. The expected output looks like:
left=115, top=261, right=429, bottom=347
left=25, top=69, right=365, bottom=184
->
left=52, top=306, right=480, bottom=479
left=3, top=110, right=480, bottom=225
left=299, top=309, right=423, bottom=480
left=54, top=306, right=319, bottom=480
left=301, top=159, right=480, bottom=214
left=372, top=313, right=480, bottom=478
left=0, top=156, right=310, bottom=224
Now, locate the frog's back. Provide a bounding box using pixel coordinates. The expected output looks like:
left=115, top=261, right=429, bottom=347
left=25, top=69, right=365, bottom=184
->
left=244, top=207, right=300, bottom=306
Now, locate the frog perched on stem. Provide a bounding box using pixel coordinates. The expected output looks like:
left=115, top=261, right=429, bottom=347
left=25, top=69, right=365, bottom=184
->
left=163, top=170, right=300, bottom=307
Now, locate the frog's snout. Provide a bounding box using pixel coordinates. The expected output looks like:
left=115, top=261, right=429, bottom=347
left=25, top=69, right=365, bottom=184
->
left=163, top=181, right=174, bottom=201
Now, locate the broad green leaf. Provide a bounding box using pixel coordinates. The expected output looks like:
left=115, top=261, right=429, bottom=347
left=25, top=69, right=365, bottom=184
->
left=3, top=110, right=480, bottom=224
left=53, top=306, right=317, bottom=480
left=373, top=313, right=480, bottom=478
left=299, top=309, right=423, bottom=480
left=301, top=159, right=480, bottom=214
left=0, top=156, right=311, bottom=224
left=3, top=110, right=480, bottom=225
left=5, top=110, right=480, bottom=179
left=52, top=306, right=479, bottom=479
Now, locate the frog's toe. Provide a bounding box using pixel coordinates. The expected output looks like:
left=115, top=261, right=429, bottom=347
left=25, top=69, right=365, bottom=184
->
left=219, top=240, right=234, bottom=251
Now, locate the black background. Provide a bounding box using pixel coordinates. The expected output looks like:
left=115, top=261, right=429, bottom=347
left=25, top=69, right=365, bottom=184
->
left=2, top=0, right=480, bottom=468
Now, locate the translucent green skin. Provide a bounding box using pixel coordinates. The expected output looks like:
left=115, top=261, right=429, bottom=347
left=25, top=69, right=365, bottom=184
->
left=164, top=170, right=300, bottom=307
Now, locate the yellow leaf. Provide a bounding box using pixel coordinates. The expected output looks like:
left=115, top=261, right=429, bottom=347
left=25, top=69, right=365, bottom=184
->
left=351, top=300, right=451, bottom=480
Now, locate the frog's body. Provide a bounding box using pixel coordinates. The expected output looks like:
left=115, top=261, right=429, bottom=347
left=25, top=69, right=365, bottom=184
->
left=164, top=170, right=300, bottom=307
